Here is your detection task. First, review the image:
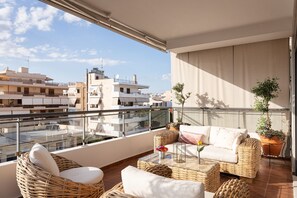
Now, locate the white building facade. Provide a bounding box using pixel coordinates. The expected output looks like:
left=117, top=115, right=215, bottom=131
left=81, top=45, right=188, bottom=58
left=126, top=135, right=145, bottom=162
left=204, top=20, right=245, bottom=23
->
left=87, top=68, right=149, bottom=137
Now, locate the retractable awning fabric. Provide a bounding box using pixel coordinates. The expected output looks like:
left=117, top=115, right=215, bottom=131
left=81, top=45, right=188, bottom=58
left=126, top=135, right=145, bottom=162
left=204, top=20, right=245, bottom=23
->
left=40, top=0, right=166, bottom=51
left=69, top=98, right=77, bottom=105
left=89, top=98, right=100, bottom=104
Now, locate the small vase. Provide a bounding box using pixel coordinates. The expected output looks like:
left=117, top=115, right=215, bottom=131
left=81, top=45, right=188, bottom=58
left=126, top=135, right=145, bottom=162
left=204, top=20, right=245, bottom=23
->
left=197, top=151, right=201, bottom=164
left=159, top=151, right=166, bottom=159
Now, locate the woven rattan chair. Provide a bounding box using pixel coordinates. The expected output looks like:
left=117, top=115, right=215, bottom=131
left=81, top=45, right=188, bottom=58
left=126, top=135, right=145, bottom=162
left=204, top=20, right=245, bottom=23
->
left=101, top=180, right=249, bottom=198
left=101, top=164, right=172, bottom=198
left=16, top=153, right=105, bottom=198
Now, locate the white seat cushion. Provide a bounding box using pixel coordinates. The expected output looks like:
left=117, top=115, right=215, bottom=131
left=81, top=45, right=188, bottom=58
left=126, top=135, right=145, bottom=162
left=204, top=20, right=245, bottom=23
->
left=29, top=143, right=59, bottom=176
left=121, top=166, right=205, bottom=198
left=180, top=125, right=211, bottom=144
left=166, top=143, right=238, bottom=163
left=60, top=167, right=104, bottom=184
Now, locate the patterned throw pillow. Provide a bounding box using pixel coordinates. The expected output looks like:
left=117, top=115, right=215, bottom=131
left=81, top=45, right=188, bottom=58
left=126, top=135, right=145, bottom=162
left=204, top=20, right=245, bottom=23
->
left=178, top=132, right=203, bottom=145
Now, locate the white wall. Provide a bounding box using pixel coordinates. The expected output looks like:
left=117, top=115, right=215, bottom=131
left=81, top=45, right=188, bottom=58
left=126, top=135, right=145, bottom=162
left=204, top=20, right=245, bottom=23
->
left=0, top=129, right=162, bottom=198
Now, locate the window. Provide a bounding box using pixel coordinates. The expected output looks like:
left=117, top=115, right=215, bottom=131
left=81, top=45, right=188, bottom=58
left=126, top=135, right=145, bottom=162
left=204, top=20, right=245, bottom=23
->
left=0, top=99, right=2, bottom=104
left=17, top=87, right=21, bottom=92
left=24, top=87, right=29, bottom=95
left=49, top=89, right=54, bottom=96
left=120, top=87, right=124, bottom=92
left=95, top=75, right=99, bottom=80
left=17, top=99, right=22, bottom=105
left=127, top=88, right=130, bottom=94
left=40, top=88, right=46, bottom=93
left=77, top=89, right=80, bottom=93
left=76, top=99, right=80, bottom=104
left=56, top=142, right=63, bottom=150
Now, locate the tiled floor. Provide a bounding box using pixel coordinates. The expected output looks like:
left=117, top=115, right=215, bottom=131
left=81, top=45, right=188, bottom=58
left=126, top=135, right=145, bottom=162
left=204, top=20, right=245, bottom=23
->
left=102, top=153, right=293, bottom=198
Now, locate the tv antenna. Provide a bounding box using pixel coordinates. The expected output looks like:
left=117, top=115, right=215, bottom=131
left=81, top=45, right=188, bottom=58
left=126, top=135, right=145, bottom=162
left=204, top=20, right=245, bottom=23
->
left=100, top=58, right=104, bottom=70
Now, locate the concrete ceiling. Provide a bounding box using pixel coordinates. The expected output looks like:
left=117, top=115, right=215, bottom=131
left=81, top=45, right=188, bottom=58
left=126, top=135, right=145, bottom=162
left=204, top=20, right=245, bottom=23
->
left=41, top=0, right=294, bottom=53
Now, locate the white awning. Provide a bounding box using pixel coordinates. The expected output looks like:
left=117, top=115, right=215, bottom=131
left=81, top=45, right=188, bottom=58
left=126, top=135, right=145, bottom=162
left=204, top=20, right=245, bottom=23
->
left=68, top=87, right=77, bottom=95
left=89, top=86, right=99, bottom=96
left=89, top=98, right=100, bottom=104
left=136, top=98, right=150, bottom=103
left=119, top=97, right=135, bottom=103
left=69, top=98, right=77, bottom=105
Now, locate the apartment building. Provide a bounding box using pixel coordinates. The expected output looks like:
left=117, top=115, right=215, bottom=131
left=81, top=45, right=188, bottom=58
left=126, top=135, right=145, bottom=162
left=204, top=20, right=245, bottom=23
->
left=67, top=82, right=87, bottom=112
left=87, top=68, right=149, bottom=137
left=0, top=67, right=68, bottom=116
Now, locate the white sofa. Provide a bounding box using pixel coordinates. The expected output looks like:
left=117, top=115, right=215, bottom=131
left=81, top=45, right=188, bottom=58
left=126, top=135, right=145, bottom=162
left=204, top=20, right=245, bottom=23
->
left=154, top=125, right=262, bottom=178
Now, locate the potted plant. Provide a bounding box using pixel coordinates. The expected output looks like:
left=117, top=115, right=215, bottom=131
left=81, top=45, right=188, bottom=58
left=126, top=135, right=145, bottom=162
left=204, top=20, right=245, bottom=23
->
left=251, top=77, right=285, bottom=156
left=167, top=83, right=191, bottom=131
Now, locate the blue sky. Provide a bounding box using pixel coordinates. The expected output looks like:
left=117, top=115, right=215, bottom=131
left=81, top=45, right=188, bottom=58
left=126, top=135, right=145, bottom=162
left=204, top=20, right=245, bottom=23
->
left=0, top=0, right=171, bottom=93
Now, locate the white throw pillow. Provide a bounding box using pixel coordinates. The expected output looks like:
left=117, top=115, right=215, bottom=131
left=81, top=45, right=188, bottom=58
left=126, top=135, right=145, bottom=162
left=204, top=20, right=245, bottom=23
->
left=232, top=134, right=244, bottom=154
left=29, top=143, right=59, bottom=176
left=213, top=128, right=239, bottom=150
left=60, top=167, right=104, bottom=184
left=122, top=166, right=205, bottom=198
left=179, top=125, right=211, bottom=144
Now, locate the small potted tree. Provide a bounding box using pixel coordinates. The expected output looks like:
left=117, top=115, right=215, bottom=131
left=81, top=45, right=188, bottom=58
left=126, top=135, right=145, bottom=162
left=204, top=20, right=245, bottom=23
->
left=251, top=77, right=285, bottom=156
left=167, top=83, right=191, bottom=131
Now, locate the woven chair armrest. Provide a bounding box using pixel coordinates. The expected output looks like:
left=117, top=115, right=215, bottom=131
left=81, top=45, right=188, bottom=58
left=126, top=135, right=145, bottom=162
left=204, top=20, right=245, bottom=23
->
left=101, top=189, right=136, bottom=198
left=51, top=153, right=81, bottom=171
left=144, top=164, right=172, bottom=178
left=237, top=138, right=261, bottom=164
left=214, top=179, right=249, bottom=198
left=154, top=130, right=179, bottom=149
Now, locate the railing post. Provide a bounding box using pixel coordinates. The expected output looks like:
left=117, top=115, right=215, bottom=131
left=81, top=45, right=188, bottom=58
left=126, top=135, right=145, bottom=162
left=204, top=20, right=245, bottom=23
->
left=16, top=118, right=21, bottom=156
left=237, top=111, right=240, bottom=129
left=122, top=112, right=126, bottom=137
left=149, top=108, right=152, bottom=131
left=83, top=114, right=86, bottom=145
left=202, top=108, right=205, bottom=126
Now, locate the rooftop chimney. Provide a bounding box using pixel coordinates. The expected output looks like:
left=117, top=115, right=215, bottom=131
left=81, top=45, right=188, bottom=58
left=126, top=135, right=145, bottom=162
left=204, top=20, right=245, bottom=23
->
left=132, top=74, right=137, bottom=84
left=18, top=67, right=28, bottom=73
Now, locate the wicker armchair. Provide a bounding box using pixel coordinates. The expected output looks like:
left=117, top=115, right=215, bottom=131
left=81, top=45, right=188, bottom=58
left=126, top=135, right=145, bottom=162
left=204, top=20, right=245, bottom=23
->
left=100, top=165, right=249, bottom=198
left=16, top=153, right=105, bottom=198
left=154, top=130, right=261, bottom=178
left=101, top=165, right=172, bottom=198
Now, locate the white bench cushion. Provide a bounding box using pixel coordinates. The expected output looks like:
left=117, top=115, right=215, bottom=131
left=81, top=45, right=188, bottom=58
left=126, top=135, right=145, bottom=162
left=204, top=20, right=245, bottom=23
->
left=122, top=166, right=205, bottom=198
left=209, top=126, right=247, bottom=145
left=166, top=143, right=238, bottom=163
left=180, top=125, right=211, bottom=144
left=29, top=143, right=59, bottom=176
left=60, top=167, right=104, bottom=184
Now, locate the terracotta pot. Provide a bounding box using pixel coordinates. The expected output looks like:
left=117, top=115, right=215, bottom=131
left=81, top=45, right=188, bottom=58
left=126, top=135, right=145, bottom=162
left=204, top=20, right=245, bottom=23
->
left=260, top=135, right=284, bottom=156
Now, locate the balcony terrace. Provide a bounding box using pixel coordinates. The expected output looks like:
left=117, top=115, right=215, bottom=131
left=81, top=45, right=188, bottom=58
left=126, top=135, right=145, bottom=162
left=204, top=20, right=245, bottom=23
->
left=0, top=107, right=294, bottom=197
left=1, top=0, right=296, bottom=197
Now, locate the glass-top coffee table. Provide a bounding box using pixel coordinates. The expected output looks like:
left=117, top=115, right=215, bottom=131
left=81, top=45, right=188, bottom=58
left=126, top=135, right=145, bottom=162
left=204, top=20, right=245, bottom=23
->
left=137, top=152, right=220, bottom=192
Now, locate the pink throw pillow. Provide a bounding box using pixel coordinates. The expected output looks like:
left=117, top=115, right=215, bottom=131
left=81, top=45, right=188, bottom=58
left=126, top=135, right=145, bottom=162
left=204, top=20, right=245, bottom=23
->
left=178, top=132, right=203, bottom=145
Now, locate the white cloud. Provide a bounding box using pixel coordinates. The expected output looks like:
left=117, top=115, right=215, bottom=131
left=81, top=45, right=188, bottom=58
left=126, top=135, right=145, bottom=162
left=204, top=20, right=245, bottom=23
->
left=14, top=37, right=26, bottom=43
left=62, top=13, right=81, bottom=23
left=0, top=5, right=13, bottom=41
left=0, top=39, right=34, bottom=58
left=161, top=73, right=171, bottom=81
left=14, top=5, right=58, bottom=34
left=31, top=57, right=125, bottom=66
left=88, top=49, right=97, bottom=56
left=0, top=5, right=12, bottom=19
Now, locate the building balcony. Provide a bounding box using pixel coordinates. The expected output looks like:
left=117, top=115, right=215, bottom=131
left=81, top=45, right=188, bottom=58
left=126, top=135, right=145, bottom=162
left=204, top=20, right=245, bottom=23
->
left=0, top=80, right=68, bottom=88
left=0, top=107, right=294, bottom=197
left=113, top=91, right=150, bottom=99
